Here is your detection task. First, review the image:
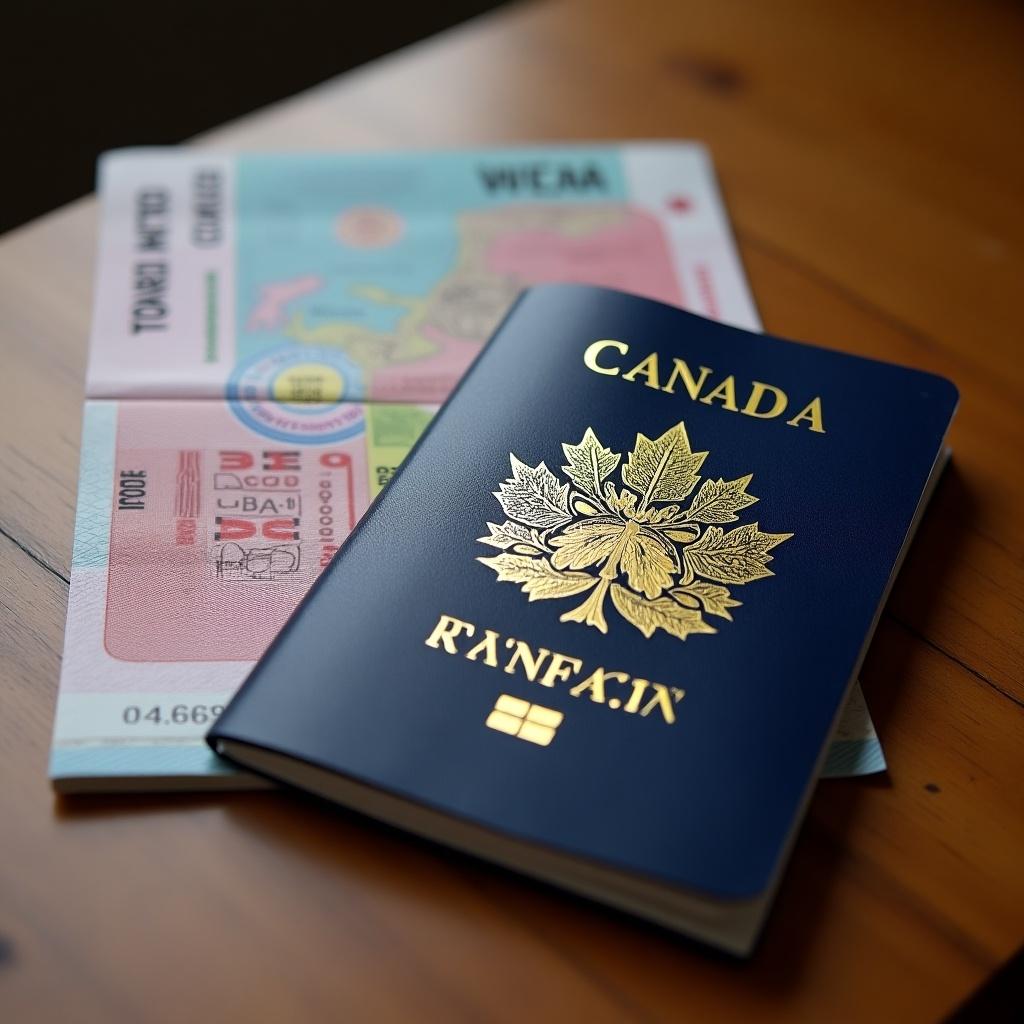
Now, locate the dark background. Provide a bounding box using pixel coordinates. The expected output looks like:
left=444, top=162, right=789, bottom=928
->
left=3, top=0, right=506, bottom=234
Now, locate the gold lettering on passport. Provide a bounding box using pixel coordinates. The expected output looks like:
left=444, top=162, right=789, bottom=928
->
left=477, top=421, right=792, bottom=641
left=583, top=339, right=826, bottom=434
left=425, top=614, right=685, bottom=727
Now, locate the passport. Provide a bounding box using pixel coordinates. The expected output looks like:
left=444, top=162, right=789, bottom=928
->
left=207, top=284, right=958, bottom=954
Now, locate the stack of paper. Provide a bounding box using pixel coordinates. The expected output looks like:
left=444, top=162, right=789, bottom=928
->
left=50, top=144, right=883, bottom=791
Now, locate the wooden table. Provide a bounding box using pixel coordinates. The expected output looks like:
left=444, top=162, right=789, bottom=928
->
left=3, top=1, right=1022, bottom=1019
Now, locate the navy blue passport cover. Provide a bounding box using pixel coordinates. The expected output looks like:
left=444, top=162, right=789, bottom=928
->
left=209, top=284, right=957, bottom=903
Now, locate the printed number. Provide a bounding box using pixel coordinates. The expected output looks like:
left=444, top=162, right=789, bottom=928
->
left=121, top=704, right=225, bottom=726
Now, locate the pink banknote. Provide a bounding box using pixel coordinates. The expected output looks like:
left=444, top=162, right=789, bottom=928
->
left=102, top=400, right=428, bottom=662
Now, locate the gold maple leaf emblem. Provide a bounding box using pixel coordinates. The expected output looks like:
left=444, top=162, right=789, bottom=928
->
left=477, top=422, right=792, bottom=640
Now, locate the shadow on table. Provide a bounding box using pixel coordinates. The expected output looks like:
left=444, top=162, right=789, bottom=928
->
left=54, top=775, right=892, bottom=996
left=53, top=462, right=971, bottom=994
left=857, top=460, right=973, bottom=742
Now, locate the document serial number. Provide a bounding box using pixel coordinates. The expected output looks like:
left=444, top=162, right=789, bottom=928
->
left=121, top=703, right=225, bottom=726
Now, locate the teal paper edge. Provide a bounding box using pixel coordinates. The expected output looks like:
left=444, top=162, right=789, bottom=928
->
left=50, top=744, right=239, bottom=779
left=51, top=737, right=885, bottom=783
left=72, top=401, right=118, bottom=568
left=821, top=738, right=887, bottom=778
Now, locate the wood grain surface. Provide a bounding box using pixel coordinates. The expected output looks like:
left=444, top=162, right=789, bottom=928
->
left=2, top=1, right=1023, bottom=1019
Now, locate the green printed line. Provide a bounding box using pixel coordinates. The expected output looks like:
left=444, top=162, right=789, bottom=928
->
left=204, top=271, right=218, bottom=363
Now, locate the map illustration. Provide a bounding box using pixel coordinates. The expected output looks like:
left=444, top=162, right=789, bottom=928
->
left=239, top=201, right=684, bottom=403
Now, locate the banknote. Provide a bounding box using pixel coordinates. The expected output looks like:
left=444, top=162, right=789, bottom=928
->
left=87, top=144, right=761, bottom=403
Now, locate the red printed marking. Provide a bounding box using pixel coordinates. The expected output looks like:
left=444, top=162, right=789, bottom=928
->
left=219, top=451, right=254, bottom=471
left=175, top=519, right=197, bottom=546
left=694, top=263, right=720, bottom=319
left=175, top=450, right=200, bottom=518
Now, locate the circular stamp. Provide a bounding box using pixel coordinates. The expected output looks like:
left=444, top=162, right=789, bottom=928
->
left=228, top=345, right=366, bottom=444
left=335, top=206, right=404, bottom=248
